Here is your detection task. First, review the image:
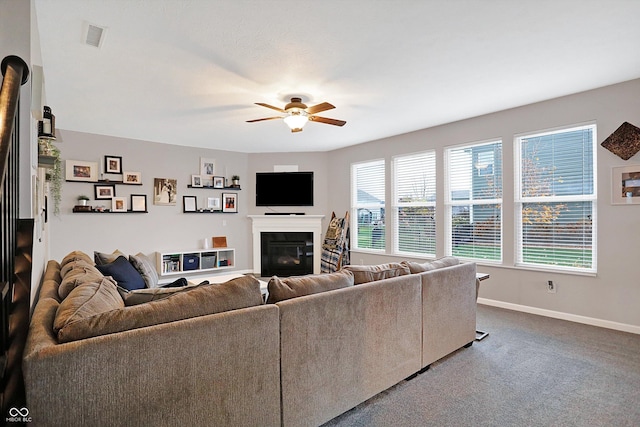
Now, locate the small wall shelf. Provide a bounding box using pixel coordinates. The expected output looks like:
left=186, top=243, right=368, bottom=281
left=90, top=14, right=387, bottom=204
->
left=187, top=185, right=241, bottom=190
left=156, top=248, right=235, bottom=276
left=65, top=179, right=142, bottom=185
left=72, top=209, right=148, bottom=214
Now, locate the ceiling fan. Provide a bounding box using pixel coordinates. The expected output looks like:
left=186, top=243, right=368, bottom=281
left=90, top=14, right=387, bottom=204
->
left=246, top=97, right=346, bottom=132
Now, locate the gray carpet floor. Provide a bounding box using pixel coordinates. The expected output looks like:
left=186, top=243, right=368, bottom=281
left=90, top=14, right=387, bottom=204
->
left=322, top=305, right=640, bottom=427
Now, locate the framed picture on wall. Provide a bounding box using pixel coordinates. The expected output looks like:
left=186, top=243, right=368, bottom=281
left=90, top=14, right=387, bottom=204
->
left=94, top=184, right=116, bottom=200
left=183, top=195, right=197, bottom=212
left=207, top=197, right=221, bottom=211
left=112, top=196, right=127, bottom=212
left=191, top=175, right=203, bottom=187
left=65, top=160, right=99, bottom=182
left=612, top=165, right=640, bottom=205
left=105, top=155, right=123, bottom=174
left=131, top=194, right=147, bottom=212
left=200, top=157, right=215, bottom=177
left=123, top=171, right=142, bottom=184
left=222, top=193, right=237, bottom=213
left=213, top=176, right=225, bottom=188
left=154, top=178, right=177, bottom=205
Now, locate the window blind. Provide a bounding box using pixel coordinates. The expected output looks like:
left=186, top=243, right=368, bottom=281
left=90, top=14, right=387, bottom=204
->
left=393, top=151, right=436, bottom=256
left=352, top=160, right=385, bottom=250
left=516, top=124, right=596, bottom=272
left=446, top=140, right=502, bottom=261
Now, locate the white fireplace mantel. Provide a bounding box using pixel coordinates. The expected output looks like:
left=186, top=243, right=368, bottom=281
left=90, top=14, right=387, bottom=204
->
left=248, top=215, right=325, bottom=275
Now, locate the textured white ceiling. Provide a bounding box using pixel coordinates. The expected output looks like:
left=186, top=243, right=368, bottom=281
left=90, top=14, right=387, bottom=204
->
left=33, top=0, right=640, bottom=153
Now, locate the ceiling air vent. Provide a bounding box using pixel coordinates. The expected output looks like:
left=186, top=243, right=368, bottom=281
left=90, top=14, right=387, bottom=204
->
left=83, top=22, right=107, bottom=48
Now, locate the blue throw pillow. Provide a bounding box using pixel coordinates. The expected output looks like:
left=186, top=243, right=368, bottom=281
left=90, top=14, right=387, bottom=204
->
left=96, top=256, right=146, bottom=291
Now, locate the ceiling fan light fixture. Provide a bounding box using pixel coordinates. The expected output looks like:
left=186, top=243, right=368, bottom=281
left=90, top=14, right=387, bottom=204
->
left=283, top=110, right=308, bottom=132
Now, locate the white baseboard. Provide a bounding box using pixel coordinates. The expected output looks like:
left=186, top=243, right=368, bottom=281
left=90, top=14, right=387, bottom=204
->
left=477, top=298, right=640, bottom=335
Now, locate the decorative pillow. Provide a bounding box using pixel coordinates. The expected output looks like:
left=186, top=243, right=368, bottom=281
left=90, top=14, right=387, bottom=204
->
left=60, top=259, right=101, bottom=278
left=54, top=277, right=124, bottom=342
left=94, top=249, right=125, bottom=266
left=95, top=256, right=146, bottom=291
left=129, top=253, right=159, bottom=288
left=117, top=283, right=199, bottom=306
left=60, top=251, right=93, bottom=268
left=341, top=262, right=410, bottom=285
left=266, top=270, right=354, bottom=304
left=400, top=256, right=459, bottom=274
left=55, top=275, right=263, bottom=343
left=58, top=267, right=105, bottom=300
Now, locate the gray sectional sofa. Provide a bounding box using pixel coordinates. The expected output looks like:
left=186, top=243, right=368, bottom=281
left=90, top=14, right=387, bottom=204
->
left=23, top=252, right=476, bottom=427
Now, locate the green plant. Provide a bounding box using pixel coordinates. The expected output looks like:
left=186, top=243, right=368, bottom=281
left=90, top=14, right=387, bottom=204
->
left=231, top=175, right=240, bottom=181
left=45, top=144, right=62, bottom=215
left=78, top=195, right=90, bottom=201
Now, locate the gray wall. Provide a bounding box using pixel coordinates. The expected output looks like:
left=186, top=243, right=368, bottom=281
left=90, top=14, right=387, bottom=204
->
left=326, top=78, right=640, bottom=331
left=50, top=131, right=250, bottom=272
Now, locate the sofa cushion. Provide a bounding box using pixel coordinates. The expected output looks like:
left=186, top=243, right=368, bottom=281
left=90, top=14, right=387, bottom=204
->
left=55, top=275, right=263, bottom=343
left=118, top=283, right=199, bottom=306
left=129, top=253, right=160, bottom=288
left=341, top=262, right=410, bottom=285
left=266, top=270, right=354, bottom=303
left=59, top=266, right=105, bottom=300
left=401, top=256, right=459, bottom=274
left=60, top=259, right=101, bottom=279
left=96, top=256, right=146, bottom=291
left=94, top=249, right=125, bottom=266
left=54, top=277, right=124, bottom=342
left=60, top=251, right=93, bottom=268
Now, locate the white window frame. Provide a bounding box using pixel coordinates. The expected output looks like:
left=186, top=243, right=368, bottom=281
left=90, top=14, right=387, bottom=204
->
left=514, top=123, right=597, bottom=273
left=392, top=150, right=436, bottom=257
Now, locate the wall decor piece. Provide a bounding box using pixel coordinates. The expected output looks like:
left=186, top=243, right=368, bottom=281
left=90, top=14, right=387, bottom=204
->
left=213, top=236, right=227, bottom=248
left=94, top=184, right=116, bottom=200
left=123, top=171, right=142, bottom=184
left=183, top=195, right=197, bottom=212
left=222, top=193, right=237, bottom=213
left=131, top=194, right=147, bottom=212
left=65, top=160, right=99, bottom=182
left=112, top=196, right=127, bottom=212
left=207, top=197, right=221, bottom=211
left=105, top=155, right=123, bottom=174
left=601, top=121, right=640, bottom=160
left=611, top=165, right=640, bottom=204
left=191, top=175, right=203, bottom=187
left=213, top=176, right=225, bottom=188
left=200, top=157, right=216, bottom=177
left=154, top=178, right=177, bottom=205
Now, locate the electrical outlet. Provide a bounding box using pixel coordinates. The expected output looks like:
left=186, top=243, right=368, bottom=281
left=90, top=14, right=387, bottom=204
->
left=547, top=280, right=557, bottom=293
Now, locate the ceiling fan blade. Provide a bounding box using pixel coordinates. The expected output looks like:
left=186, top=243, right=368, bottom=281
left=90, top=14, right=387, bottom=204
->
left=255, top=102, right=286, bottom=113
left=246, top=116, right=283, bottom=123
left=305, top=102, right=335, bottom=115
left=309, top=115, right=346, bottom=127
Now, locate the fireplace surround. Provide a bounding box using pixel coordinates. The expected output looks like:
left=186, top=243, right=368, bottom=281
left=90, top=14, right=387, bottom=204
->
left=249, top=215, right=324, bottom=275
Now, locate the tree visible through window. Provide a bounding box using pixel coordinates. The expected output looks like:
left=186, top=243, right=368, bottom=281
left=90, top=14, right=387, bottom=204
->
left=516, top=124, right=596, bottom=272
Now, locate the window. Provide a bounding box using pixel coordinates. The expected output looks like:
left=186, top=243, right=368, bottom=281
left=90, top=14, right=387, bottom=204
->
left=515, top=124, right=596, bottom=272
left=446, top=140, right=502, bottom=261
left=352, top=160, right=385, bottom=251
left=392, top=151, right=436, bottom=256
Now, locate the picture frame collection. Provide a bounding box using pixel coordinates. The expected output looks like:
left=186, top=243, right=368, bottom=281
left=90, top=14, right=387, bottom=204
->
left=68, top=155, right=239, bottom=215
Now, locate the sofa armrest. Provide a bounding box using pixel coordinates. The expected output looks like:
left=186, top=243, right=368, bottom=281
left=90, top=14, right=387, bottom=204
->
left=421, top=261, right=477, bottom=367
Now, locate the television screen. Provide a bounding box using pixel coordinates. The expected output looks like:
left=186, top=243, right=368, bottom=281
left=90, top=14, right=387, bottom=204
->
left=256, top=172, right=314, bottom=206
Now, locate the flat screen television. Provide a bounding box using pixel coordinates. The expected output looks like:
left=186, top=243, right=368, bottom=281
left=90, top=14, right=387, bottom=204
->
left=256, top=172, right=314, bottom=206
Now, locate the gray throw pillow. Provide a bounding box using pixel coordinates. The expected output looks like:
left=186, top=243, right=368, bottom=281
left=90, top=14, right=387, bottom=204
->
left=117, top=283, right=199, bottom=306
left=94, top=249, right=125, bottom=266
left=341, top=262, right=411, bottom=284
left=400, top=256, right=459, bottom=274
left=266, top=270, right=354, bottom=304
left=129, top=253, right=159, bottom=288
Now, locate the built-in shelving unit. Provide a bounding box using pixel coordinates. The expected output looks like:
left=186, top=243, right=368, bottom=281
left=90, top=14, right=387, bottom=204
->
left=156, top=248, right=235, bottom=276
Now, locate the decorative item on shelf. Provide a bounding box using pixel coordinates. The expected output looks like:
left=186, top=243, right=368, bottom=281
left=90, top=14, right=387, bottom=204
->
left=112, top=196, right=127, bottom=212
left=231, top=175, right=240, bottom=188
left=123, top=171, right=142, bottom=184
left=130, top=194, right=147, bottom=212
left=94, top=184, right=116, bottom=200
left=104, top=155, right=123, bottom=174
left=66, top=160, right=99, bottom=182
left=191, top=175, right=203, bottom=187
left=77, top=195, right=90, bottom=206
left=207, top=197, right=221, bottom=211
left=72, top=205, right=92, bottom=213
left=213, top=176, right=225, bottom=188
left=42, top=143, right=62, bottom=215
left=37, top=105, right=56, bottom=139
left=212, top=236, right=228, bottom=248
left=183, top=195, right=197, bottom=212
left=222, top=193, right=238, bottom=213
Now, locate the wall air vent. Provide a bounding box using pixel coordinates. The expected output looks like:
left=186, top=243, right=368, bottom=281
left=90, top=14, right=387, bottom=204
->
left=83, top=22, right=107, bottom=48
